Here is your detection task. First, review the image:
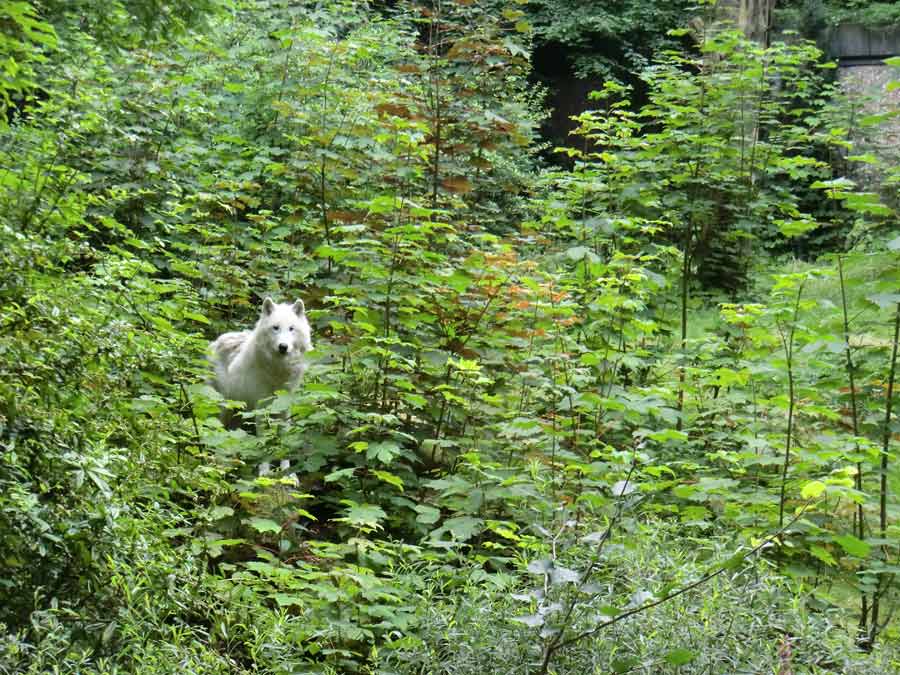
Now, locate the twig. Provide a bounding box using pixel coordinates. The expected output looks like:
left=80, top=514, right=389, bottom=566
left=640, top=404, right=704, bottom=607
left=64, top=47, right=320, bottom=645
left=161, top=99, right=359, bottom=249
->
left=179, top=381, right=202, bottom=459
left=538, top=459, right=640, bottom=674
left=542, top=503, right=811, bottom=668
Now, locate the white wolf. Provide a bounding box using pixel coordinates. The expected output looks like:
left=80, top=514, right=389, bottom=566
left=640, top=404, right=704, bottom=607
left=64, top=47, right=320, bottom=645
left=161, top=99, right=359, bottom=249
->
left=209, top=297, right=312, bottom=474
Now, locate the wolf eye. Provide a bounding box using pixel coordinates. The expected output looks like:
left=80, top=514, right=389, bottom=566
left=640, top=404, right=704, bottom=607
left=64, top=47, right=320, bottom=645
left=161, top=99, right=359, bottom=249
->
left=272, top=325, right=279, bottom=331
left=289, top=326, right=295, bottom=332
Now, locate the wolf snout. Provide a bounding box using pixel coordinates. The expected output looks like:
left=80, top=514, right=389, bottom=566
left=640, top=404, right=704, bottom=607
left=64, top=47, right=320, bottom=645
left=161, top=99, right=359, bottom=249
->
left=278, top=343, right=289, bottom=354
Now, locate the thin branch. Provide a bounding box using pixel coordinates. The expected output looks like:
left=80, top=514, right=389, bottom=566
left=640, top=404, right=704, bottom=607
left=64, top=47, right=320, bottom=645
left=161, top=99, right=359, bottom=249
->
left=869, top=300, right=900, bottom=646
left=549, top=504, right=811, bottom=657
left=179, top=381, right=202, bottom=461
left=538, top=460, right=640, bottom=674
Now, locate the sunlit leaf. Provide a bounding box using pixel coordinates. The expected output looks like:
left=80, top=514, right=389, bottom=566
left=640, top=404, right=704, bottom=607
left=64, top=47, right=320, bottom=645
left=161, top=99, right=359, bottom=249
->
left=800, top=480, right=826, bottom=499
left=809, top=545, right=837, bottom=567
left=337, top=501, right=387, bottom=531
left=834, top=534, right=871, bottom=558
left=664, top=648, right=696, bottom=665
left=246, top=518, right=282, bottom=534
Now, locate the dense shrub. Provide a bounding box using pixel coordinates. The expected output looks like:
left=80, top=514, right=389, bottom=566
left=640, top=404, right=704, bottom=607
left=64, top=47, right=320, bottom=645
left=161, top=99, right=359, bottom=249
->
left=0, top=1, right=897, bottom=673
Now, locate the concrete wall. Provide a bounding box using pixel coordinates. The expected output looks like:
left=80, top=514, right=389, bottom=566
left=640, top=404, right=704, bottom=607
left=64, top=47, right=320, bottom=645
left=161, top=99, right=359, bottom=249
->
left=829, top=23, right=900, bottom=61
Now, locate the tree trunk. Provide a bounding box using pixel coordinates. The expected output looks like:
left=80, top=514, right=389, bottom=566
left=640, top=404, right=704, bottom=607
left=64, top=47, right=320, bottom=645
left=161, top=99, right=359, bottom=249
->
left=739, top=0, right=775, bottom=46
left=716, top=0, right=775, bottom=45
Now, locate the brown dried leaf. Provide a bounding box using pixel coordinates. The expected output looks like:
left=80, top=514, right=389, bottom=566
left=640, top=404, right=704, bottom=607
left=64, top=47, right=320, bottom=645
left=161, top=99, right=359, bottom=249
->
left=441, top=176, right=474, bottom=194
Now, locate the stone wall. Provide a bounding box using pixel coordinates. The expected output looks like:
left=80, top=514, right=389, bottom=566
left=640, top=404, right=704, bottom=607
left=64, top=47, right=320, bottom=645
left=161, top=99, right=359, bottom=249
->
left=836, top=64, right=899, bottom=209
left=837, top=64, right=900, bottom=155
left=830, top=23, right=899, bottom=197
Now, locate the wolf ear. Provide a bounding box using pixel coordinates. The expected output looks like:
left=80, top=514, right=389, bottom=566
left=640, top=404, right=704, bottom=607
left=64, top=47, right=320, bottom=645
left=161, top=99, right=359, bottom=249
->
left=292, top=299, right=306, bottom=315
left=262, top=297, right=275, bottom=315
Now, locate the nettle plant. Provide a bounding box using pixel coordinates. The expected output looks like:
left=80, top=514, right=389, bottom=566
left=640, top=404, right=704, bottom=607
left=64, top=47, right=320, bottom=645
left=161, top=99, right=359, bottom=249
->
left=709, top=252, right=898, bottom=648
left=83, top=0, right=554, bottom=659
left=4, top=0, right=897, bottom=669
left=0, top=1, right=550, bottom=667
left=498, top=25, right=900, bottom=660
left=693, top=95, right=899, bottom=646
left=559, top=31, right=870, bottom=424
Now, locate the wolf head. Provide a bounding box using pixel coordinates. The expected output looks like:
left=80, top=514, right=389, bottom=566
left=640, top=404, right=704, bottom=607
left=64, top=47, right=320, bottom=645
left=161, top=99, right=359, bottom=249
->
left=258, top=297, right=313, bottom=357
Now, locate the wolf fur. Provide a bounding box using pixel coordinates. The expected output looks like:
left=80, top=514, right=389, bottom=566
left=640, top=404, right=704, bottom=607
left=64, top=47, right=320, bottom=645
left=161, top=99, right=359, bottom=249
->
left=209, top=297, right=312, bottom=473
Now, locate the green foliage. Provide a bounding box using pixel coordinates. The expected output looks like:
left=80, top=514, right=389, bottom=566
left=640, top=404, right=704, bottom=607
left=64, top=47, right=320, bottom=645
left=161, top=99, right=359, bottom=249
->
left=40, top=0, right=223, bottom=43
left=525, top=0, right=696, bottom=79
left=777, top=0, right=900, bottom=32
left=377, top=526, right=900, bottom=673
left=1, top=0, right=898, bottom=673
left=562, top=31, right=861, bottom=291
left=0, top=1, right=57, bottom=117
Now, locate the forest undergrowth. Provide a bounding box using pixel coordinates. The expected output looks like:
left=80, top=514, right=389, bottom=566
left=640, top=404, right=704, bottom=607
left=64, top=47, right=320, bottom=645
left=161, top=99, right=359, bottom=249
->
left=1, top=1, right=899, bottom=673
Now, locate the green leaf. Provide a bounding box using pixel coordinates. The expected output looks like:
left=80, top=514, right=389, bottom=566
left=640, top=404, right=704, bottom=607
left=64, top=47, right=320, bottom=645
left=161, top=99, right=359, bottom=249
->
left=371, top=469, right=404, bottom=491
left=287, top=502, right=313, bottom=519
left=611, top=657, right=640, bottom=673
left=273, top=593, right=304, bottom=607
left=365, top=194, right=401, bottom=214
left=721, top=553, right=745, bottom=571
left=847, top=153, right=881, bottom=165
left=246, top=517, right=282, bottom=534
left=428, top=515, right=484, bottom=544
left=414, top=504, right=441, bottom=525
left=843, top=192, right=892, bottom=216
left=324, top=467, right=356, bottom=483
left=775, top=218, right=819, bottom=237
left=443, top=515, right=483, bottom=542
left=565, top=245, right=599, bottom=262
left=337, top=501, right=387, bottom=531
left=580, top=352, right=602, bottom=366
left=664, top=648, right=696, bottom=666
left=209, top=505, right=234, bottom=520
left=810, top=177, right=854, bottom=191
left=183, top=311, right=210, bottom=324
left=368, top=441, right=402, bottom=464
left=646, top=428, right=688, bottom=443
left=800, top=480, right=826, bottom=499
left=833, top=534, right=871, bottom=558
left=673, top=484, right=700, bottom=500
left=809, top=545, right=837, bottom=567
left=696, top=477, right=739, bottom=491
